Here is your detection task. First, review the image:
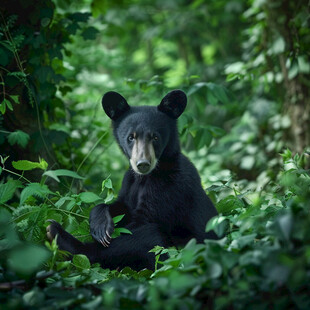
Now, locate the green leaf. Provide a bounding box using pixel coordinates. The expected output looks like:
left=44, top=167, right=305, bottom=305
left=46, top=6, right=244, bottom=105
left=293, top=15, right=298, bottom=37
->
left=193, top=128, right=212, bottom=149
left=8, top=130, right=30, bottom=148
left=208, top=126, right=226, bottom=138
left=46, top=212, right=63, bottom=224
left=288, top=58, right=299, bottom=80
left=79, top=192, right=102, bottom=203
left=187, top=82, right=207, bottom=96
left=206, top=216, right=226, bottom=232
left=41, top=17, right=51, bottom=27
left=49, top=123, right=71, bottom=134
left=115, top=227, right=132, bottom=235
left=240, top=156, right=255, bottom=170
left=73, top=219, right=90, bottom=239
left=20, top=183, right=53, bottom=205
left=149, top=245, right=165, bottom=254
left=81, top=27, right=99, bottom=40
left=217, top=195, right=244, bottom=215
left=12, top=159, right=48, bottom=171
left=206, top=88, right=218, bottom=105
left=280, top=148, right=292, bottom=162
left=102, top=177, right=113, bottom=190
left=226, top=72, right=240, bottom=82
left=206, top=262, right=222, bottom=279
left=230, top=234, right=257, bottom=250
left=64, top=216, right=79, bottom=234
left=43, top=169, right=85, bottom=182
left=12, top=159, right=40, bottom=171
left=104, top=189, right=114, bottom=204
left=269, top=36, right=285, bottom=54
left=207, top=83, right=230, bottom=104
left=113, top=214, right=125, bottom=224
left=111, top=227, right=132, bottom=239
left=0, top=101, right=6, bottom=114
left=55, top=196, right=74, bottom=208
left=298, top=55, right=310, bottom=74
left=206, top=215, right=228, bottom=237
left=4, top=98, right=13, bottom=111
left=0, top=179, right=22, bottom=204
left=70, top=12, right=91, bottom=22
left=8, top=244, right=51, bottom=275
left=101, top=177, right=114, bottom=203
left=72, top=254, right=91, bottom=270
left=276, top=213, right=293, bottom=241
left=39, top=158, right=48, bottom=170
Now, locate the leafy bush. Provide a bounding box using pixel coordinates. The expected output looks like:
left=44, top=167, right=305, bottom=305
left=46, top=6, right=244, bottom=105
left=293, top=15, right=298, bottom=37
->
left=1, top=151, right=309, bottom=309
left=1, top=0, right=309, bottom=308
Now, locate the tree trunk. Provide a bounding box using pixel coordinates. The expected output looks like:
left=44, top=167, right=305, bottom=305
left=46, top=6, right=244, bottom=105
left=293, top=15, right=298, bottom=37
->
left=267, top=0, right=310, bottom=153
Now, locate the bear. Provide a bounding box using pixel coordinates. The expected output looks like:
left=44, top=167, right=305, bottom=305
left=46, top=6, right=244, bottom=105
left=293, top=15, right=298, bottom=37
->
left=47, top=90, right=218, bottom=271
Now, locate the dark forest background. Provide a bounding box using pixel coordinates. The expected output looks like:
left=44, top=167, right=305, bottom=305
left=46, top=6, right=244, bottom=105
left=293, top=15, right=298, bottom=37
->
left=0, top=0, right=309, bottom=309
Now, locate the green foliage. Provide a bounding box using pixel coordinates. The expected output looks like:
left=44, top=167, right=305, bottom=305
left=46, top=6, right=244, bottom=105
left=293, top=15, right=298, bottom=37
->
left=79, top=192, right=102, bottom=204
left=19, top=183, right=54, bottom=206
left=0, top=179, right=22, bottom=204
left=0, top=208, right=51, bottom=277
left=8, top=244, right=51, bottom=275
left=1, top=151, right=309, bottom=308
left=1, top=0, right=309, bottom=308
left=12, top=159, right=48, bottom=171
left=7, top=130, right=30, bottom=148
left=72, top=254, right=91, bottom=270
left=111, top=214, right=132, bottom=238
left=43, top=169, right=85, bottom=182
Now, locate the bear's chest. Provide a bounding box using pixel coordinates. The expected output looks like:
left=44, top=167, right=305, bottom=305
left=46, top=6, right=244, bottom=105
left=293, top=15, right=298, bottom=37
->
left=127, top=179, right=150, bottom=207
left=126, top=177, right=163, bottom=219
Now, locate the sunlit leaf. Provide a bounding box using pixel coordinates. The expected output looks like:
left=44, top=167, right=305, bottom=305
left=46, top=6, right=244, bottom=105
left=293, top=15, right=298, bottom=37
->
left=79, top=192, right=102, bottom=203
left=12, top=159, right=48, bottom=171
left=206, top=215, right=228, bottom=237
left=113, top=214, right=125, bottom=224
left=43, top=169, right=85, bottom=182
left=72, top=254, right=91, bottom=270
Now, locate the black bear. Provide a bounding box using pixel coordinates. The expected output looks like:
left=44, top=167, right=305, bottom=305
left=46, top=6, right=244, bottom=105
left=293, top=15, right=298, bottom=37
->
left=47, top=90, right=218, bottom=270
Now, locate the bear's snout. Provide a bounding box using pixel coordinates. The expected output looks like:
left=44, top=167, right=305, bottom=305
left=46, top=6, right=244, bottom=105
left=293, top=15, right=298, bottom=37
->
left=136, top=159, right=151, bottom=174
left=129, top=135, right=157, bottom=175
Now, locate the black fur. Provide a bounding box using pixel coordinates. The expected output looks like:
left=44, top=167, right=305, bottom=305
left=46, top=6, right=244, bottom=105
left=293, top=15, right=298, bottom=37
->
left=48, top=90, right=218, bottom=271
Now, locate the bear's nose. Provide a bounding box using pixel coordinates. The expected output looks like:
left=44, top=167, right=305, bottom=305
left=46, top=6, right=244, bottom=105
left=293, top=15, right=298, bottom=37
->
left=136, top=160, right=151, bottom=174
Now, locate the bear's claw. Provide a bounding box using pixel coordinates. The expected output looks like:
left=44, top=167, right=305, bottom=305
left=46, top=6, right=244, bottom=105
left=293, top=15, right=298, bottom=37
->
left=100, top=235, right=111, bottom=247
left=89, top=204, right=114, bottom=247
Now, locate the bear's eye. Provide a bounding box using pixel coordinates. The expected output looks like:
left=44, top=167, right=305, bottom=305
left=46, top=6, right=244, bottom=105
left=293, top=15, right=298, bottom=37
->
left=153, top=135, right=159, bottom=141
left=128, top=134, right=135, bottom=142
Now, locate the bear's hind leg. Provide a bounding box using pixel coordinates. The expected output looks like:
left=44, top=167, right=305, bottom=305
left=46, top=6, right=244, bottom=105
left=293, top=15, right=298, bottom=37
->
left=47, top=220, right=101, bottom=262
left=47, top=221, right=167, bottom=270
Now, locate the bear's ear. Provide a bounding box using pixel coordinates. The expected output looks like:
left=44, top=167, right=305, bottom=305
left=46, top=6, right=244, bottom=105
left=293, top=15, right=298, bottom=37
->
left=158, top=90, right=187, bottom=119
left=102, top=91, right=130, bottom=120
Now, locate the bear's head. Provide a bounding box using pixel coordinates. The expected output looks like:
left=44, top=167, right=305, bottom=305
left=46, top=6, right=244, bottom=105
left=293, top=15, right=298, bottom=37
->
left=102, top=90, right=187, bottom=175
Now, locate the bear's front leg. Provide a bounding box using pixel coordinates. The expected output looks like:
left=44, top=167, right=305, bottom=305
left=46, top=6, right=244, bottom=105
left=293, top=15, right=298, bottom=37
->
left=89, top=203, right=114, bottom=247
